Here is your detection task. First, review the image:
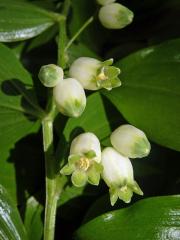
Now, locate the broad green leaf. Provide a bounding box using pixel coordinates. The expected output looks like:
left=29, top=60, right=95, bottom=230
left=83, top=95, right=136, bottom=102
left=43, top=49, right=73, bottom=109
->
left=61, top=92, right=124, bottom=142
left=0, top=42, right=42, bottom=145
left=0, top=185, right=27, bottom=240
left=0, top=43, right=42, bottom=200
left=0, top=0, right=62, bottom=42
left=103, top=38, right=180, bottom=151
left=75, top=195, right=180, bottom=240
left=24, top=197, right=43, bottom=240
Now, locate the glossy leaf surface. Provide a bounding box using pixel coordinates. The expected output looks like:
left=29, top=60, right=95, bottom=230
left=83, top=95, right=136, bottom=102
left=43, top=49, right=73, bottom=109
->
left=0, top=185, right=27, bottom=239
left=75, top=195, right=180, bottom=240
left=104, top=38, right=180, bottom=151
left=0, top=0, right=57, bottom=42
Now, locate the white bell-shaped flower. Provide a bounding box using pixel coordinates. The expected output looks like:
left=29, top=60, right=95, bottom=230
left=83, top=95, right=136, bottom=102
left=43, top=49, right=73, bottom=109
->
left=60, top=132, right=103, bottom=187
left=53, top=78, right=86, bottom=118
left=99, top=3, right=134, bottom=29
left=38, top=64, right=64, bottom=87
left=102, top=147, right=143, bottom=205
left=110, top=124, right=151, bottom=158
left=70, top=132, right=101, bottom=163
left=69, top=57, right=121, bottom=90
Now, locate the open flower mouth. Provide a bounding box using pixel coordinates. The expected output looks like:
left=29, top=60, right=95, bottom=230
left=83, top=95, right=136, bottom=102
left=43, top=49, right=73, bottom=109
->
left=75, top=157, right=90, bottom=171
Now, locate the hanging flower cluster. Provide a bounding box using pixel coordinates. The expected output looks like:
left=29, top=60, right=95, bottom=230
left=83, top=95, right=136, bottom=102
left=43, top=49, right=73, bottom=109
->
left=96, top=0, right=134, bottom=29
left=60, top=125, right=151, bottom=206
left=38, top=57, right=121, bottom=118
left=101, top=125, right=151, bottom=205
left=38, top=52, right=150, bottom=206
left=37, top=0, right=137, bottom=211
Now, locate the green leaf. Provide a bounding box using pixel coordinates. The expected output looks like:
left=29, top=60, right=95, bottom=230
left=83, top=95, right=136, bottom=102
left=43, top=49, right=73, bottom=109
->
left=0, top=42, right=42, bottom=143
left=62, top=92, right=123, bottom=142
left=0, top=43, right=42, bottom=200
left=24, top=196, right=43, bottom=240
left=75, top=195, right=180, bottom=240
left=103, top=38, right=180, bottom=151
left=0, top=0, right=61, bottom=42
left=0, top=185, right=27, bottom=240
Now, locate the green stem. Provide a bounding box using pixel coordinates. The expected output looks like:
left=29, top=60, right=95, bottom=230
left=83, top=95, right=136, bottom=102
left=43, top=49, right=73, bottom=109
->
left=65, top=16, right=94, bottom=51
left=58, top=21, right=67, bottom=68
left=42, top=117, right=66, bottom=240
left=57, top=0, right=71, bottom=67
left=43, top=1, right=71, bottom=240
left=42, top=118, right=57, bottom=240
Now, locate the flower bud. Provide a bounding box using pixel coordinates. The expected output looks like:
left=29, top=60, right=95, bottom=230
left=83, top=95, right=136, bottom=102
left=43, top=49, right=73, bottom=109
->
left=96, top=0, right=116, bottom=6
left=53, top=78, right=86, bottom=118
left=38, top=64, right=63, bottom=87
left=98, top=3, right=134, bottom=29
left=69, top=57, right=121, bottom=90
left=101, top=147, right=143, bottom=205
left=60, top=132, right=103, bottom=187
left=110, top=124, right=151, bottom=158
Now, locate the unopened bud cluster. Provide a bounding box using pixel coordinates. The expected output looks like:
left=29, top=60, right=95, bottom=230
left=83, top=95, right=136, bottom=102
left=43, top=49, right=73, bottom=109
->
left=96, top=0, right=134, bottom=30
left=38, top=58, right=121, bottom=117
left=60, top=124, right=151, bottom=206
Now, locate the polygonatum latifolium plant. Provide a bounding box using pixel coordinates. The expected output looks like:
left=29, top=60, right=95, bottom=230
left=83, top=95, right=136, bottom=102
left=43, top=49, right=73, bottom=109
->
left=0, top=0, right=180, bottom=240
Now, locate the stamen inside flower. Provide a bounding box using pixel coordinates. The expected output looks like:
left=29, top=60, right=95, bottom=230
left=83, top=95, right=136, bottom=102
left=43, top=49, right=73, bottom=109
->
left=76, top=157, right=90, bottom=171
left=96, top=69, right=108, bottom=81
left=120, top=185, right=128, bottom=192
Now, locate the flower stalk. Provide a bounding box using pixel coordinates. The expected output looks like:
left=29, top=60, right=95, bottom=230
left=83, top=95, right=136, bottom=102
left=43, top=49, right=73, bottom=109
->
left=43, top=1, right=71, bottom=239
left=42, top=118, right=57, bottom=240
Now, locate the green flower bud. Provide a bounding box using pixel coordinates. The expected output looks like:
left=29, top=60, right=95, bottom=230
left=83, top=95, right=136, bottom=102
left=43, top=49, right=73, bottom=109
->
left=60, top=132, right=103, bottom=187
left=96, top=0, right=116, bottom=6
left=69, top=57, right=121, bottom=90
left=38, top=64, right=63, bottom=87
left=110, top=124, right=151, bottom=158
left=101, top=147, right=143, bottom=205
left=99, top=3, right=134, bottom=29
left=53, top=78, right=86, bottom=118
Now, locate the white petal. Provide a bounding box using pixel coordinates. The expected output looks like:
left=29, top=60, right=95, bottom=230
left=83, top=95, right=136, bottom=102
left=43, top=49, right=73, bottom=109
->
left=70, top=132, right=101, bottom=162
left=101, top=147, right=134, bottom=187
left=69, top=57, right=101, bottom=90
